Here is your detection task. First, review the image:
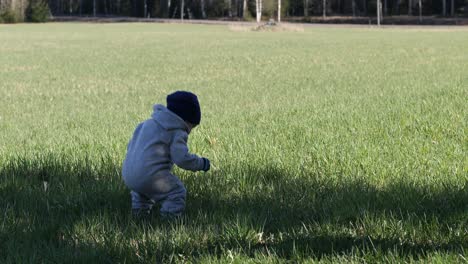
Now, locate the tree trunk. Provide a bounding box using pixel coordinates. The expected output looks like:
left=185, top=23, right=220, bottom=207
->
left=201, top=0, right=206, bottom=18
left=418, top=0, right=422, bottom=22
left=363, top=0, right=367, bottom=16
left=234, top=0, right=239, bottom=17
left=451, top=0, right=454, bottom=16
left=79, top=0, right=82, bottom=15
left=168, top=0, right=172, bottom=18
left=256, top=0, right=262, bottom=22
left=442, top=0, right=446, bottom=16
left=408, top=0, right=411, bottom=15
left=384, top=0, right=387, bottom=16
left=227, top=0, right=232, bottom=17
left=242, top=0, right=247, bottom=18
left=304, top=0, right=308, bottom=16
left=93, top=0, right=96, bottom=16
left=322, top=0, right=326, bottom=19
left=395, top=0, right=400, bottom=15
left=377, top=0, right=381, bottom=25
left=278, top=0, right=281, bottom=22
left=144, top=0, right=147, bottom=17
left=181, top=0, right=184, bottom=20
left=352, top=0, right=356, bottom=17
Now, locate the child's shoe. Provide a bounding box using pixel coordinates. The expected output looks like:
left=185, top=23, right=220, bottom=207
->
left=160, top=212, right=182, bottom=221
left=132, top=208, right=151, bottom=220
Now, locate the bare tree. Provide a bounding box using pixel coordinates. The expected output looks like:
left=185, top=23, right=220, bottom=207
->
left=443, top=0, right=446, bottom=16
left=304, top=0, right=308, bottom=16
left=243, top=0, right=247, bottom=18
left=394, top=0, right=401, bottom=15
left=451, top=0, right=454, bottom=16
left=418, top=0, right=422, bottom=22
left=377, top=0, right=381, bottom=25
left=201, top=0, right=206, bottom=18
left=255, top=0, right=262, bottom=22
left=278, top=0, right=281, bottom=22
left=116, top=0, right=120, bottom=15
left=384, top=0, right=387, bottom=15
left=352, top=0, right=356, bottom=17
left=181, top=0, right=184, bottom=20
left=226, top=0, right=232, bottom=17
left=322, top=0, right=326, bottom=19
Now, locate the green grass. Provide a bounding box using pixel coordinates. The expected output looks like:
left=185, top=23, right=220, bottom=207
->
left=0, top=23, right=467, bottom=263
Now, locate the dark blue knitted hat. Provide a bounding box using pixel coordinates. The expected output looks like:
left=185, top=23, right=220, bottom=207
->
left=166, top=91, right=201, bottom=125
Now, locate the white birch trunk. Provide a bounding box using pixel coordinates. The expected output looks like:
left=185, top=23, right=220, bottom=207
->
left=278, top=0, right=281, bottom=22
left=418, top=0, right=422, bottom=22
left=256, top=0, right=262, bottom=23
left=168, top=0, right=172, bottom=17
left=377, top=0, right=381, bottom=26
left=181, top=0, right=184, bottom=20
left=243, top=0, right=247, bottom=18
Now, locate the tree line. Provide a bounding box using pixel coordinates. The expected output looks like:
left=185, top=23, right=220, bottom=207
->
left=1, top=0, right=467, bottom=22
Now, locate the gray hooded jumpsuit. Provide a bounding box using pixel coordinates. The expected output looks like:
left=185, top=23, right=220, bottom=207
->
left=122, top=104, right=206, bottom=215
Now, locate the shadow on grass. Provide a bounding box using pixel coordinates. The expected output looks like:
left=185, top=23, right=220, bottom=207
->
left=0, top=155, right=466, bottom=261
left=187, top=165, right=467, bottom=226
left=183, top=165, right=467, bottom=259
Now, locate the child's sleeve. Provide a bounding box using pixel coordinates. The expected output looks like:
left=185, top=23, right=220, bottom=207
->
left=170, top=130, right=205, bottom=172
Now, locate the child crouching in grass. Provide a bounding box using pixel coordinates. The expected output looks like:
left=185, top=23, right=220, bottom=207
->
left=122, top=91, right=210, bottom=219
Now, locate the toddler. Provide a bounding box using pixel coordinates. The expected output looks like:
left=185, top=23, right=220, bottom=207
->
left=122, top=91, right=210, bottom=218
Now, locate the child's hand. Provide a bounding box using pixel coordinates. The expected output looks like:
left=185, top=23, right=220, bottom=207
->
left=202, top=158, right=210, bottom=172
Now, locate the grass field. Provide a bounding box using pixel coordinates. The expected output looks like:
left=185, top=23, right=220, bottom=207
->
left=0, top=23, right=467, bottom=263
